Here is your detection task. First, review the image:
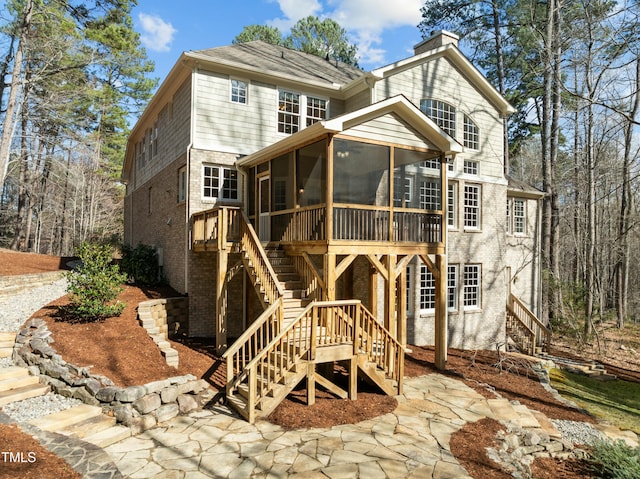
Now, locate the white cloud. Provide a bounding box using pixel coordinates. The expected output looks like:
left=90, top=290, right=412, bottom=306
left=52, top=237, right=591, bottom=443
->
left=138, top=13, right=176, bottom=52
left=269, top=0, right=322, bottom=31
left=269, top=0, right=424, bottom=65
left=329, top=0, right=424, bottom=64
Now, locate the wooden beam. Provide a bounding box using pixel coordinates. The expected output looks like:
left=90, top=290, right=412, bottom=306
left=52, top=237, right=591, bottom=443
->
left=369, top=267, right=378, bottom=319
left=434, top=253, right=448, bottom=370
left=419, top=254, right=439, bottom=280
left=307, top=362, right=316, bottom=406
left=394, top=254, right=415, bottom=279
left=349, top=356, right=357, bottom=400
left=335, top=254, right=357, bottom=280
left=366, top=254, right=388, bottom=281
left=315, top=371, right=348, bottom=399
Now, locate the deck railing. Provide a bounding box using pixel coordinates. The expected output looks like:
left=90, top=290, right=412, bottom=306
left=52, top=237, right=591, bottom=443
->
left=194, top=205, right=442, bottom=246
left=506, top=293, right=551, bottom=355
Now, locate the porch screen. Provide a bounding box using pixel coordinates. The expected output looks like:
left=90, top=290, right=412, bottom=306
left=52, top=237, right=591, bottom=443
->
left=394, top=148, right=442, bottom=210
left=296, top=140, right=326, bottom=207
left=333, top=139, right=390, bottom=206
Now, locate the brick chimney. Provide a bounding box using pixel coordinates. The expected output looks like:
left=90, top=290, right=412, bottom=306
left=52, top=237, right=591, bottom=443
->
left=414, top=30, right=459, bottom=55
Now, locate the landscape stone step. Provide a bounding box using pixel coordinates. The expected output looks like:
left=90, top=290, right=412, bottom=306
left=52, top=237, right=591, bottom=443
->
left=0, top=374, right=41, bottom=392
left=83, top=425, right=132, bottom=448
left=0, top=383, right=50, bottom=406
left=0, top=332, right=17, bottom=342
left=0, top=348, right=13, bottom=358
left=0, top=366, right=28, bottom=381
left=57, top=413, right=116, bottom=439
left=32, top=403, right=103, bottom=432
left=487, top=398, right=522, bottom=423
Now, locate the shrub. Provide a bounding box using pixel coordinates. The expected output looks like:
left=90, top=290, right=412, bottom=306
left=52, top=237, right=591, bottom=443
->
left=121, top=243, right=159, bottom=285
left=65, top=242, right=127, bottom=321
left=590, top=440, right=640, bottom=479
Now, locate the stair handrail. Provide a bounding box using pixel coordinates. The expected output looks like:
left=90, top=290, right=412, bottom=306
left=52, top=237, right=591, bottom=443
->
left=507, top=293, right=551, bottom=351
left=239, top=210, right=284, bottom=304
left=506, top=304, right=536, bottom=354
left=353, top=304, right=404, bottom=392
left=222, top=299, right=282, bottom=393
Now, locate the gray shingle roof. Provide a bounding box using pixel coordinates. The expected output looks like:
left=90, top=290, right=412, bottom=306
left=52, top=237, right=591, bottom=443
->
left=191, top=41, right=365, bottom=87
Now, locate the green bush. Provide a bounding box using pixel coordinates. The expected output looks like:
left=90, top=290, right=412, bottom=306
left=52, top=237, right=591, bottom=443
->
left=65, top=242, right=127, bottom=321
left=590, top=440, right=640, bottom=479
left=121, top=243, right=159, bottom=285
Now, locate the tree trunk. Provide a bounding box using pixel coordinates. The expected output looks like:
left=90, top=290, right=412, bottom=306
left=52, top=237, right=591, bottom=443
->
left=0, top=0, right=34, bottom=187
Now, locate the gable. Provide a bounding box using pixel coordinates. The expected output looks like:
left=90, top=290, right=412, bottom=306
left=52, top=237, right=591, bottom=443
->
left=341, top=113, right=439, bottom=151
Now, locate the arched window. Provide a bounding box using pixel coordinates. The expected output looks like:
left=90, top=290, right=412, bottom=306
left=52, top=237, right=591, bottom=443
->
left=420, top=99, right=456, bottom=138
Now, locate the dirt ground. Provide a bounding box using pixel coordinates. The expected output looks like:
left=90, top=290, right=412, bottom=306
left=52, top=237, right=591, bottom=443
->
left=1, top=249, right=628, bottom=478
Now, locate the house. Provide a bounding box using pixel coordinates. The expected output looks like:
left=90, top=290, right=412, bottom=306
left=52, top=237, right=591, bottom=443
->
left=121, top=31, right=547, bottom=422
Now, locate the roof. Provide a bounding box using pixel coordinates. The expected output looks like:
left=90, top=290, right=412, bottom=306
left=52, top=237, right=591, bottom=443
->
left=507, top=176, right=544, bottom=198
left=187, top=41, right=365, bottom=89
left=237, top=95, right=463, bottom=168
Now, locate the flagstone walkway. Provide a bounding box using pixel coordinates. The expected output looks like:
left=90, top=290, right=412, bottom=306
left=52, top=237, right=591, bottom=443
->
left=101, top=374, right=536, bottom=479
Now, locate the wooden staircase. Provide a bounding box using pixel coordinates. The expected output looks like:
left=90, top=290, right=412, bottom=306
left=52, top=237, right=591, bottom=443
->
left=223, top=299, right=403, bottom=423
left=506, top=294, right=551, bottom=356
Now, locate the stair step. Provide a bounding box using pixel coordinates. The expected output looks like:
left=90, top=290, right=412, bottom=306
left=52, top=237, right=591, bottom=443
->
left=0, top=384, right=50, bottom=406
left=0, top=340, right=15, bottom=348
left=83, top=425, right=132, bottom=448
left=57, top=413, right=116, bottom=439
left=32, top=404, right=103, bottom=432
left=0, top=332, right=17, bottom=342
left=0, top=348, right=13, bottom=358
left=0, top=374, right=40, bottom=392
left=0, top=366, right=30, bottom=381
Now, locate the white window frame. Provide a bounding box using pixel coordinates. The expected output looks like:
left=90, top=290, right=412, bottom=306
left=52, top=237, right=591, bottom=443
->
left=230, top=78, right=248, bottom=104
left=463, top=264, right=481, bottom=310
left=277, top=89, right=327, bottom=134
left=420, top=99, right=456, bottom=138
left=463, top=183, right=481, bottom=230
left=202, top=165, right=239, bottom=201
left=448, top=182, right=457, bottom=229
left=419, top=179, right=440, bottom=210
left=419, top=264, right=435, bottom=313
left=447, top=264, right=458, bottom=311
left=463, top=160, right=479, bottom=175
left=463, top=114, right=479, bottom=150
left=513, top=198, right=526, bottom=235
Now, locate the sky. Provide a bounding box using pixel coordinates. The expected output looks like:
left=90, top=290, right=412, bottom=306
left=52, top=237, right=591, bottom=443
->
left=132, top=0, right=427, bottom=84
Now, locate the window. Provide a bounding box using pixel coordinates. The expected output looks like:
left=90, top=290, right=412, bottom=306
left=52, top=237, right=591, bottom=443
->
left=463, top=114, right=479, bottom=149
left=464, top=184, right=481, bottom=229
left=394, top=175, right=412, bottom=207
left=448, top=183, right=457, bottom=228
left=231, top=79, right=247, bottom=104
left=415, top=264, right=457, bottom=312
left=463, top=264, right=480, bottom=308
left=178, top=167, right=186, bottom=203
left=278, top=90, right=327, bottom=134
left=447, top=265, right=458, bottom=310
left=421, top=159, right=440, bottom=169
left=463, top=160, right=479, bottom=175
left=203, top=165, right=239, bottom=200
left=506, top=198, right=512, bottom=234
left=306, top=97, right=327, bottom=126
left=419, top=180, right=440, bottom=210
left=513, top=198, right=526, bottom=234
left=420, top=99, right=456, bottom=138
left=420, top=265, right=435, bottom=312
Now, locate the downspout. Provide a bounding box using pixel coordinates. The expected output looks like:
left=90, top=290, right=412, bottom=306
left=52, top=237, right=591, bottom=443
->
left=184, top=63, right=198, bottom=293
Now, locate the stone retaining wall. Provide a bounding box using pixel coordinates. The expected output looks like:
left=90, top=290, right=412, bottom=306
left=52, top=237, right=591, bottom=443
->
left=13, top=317, right=210, bottom=434
left=0, top=271, right=66, bottom=296
left=136, top=297, right=188, bottom=368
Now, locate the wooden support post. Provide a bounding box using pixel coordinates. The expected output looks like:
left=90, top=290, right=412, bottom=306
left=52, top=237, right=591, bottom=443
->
left=349, top=356, right=358, bottom=400
left=385, top=255, right=397, bottom=338
left=324, top=253, right=336, bottom=301
left=398, top=266, right=407, bottom=348
left=369, top=267, right=378, bottom=318
left=216, top=249, right=228, bottom=353
left=307, top=362, right=316, bottom=406
left=434, top=253, right=448, bottom=370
